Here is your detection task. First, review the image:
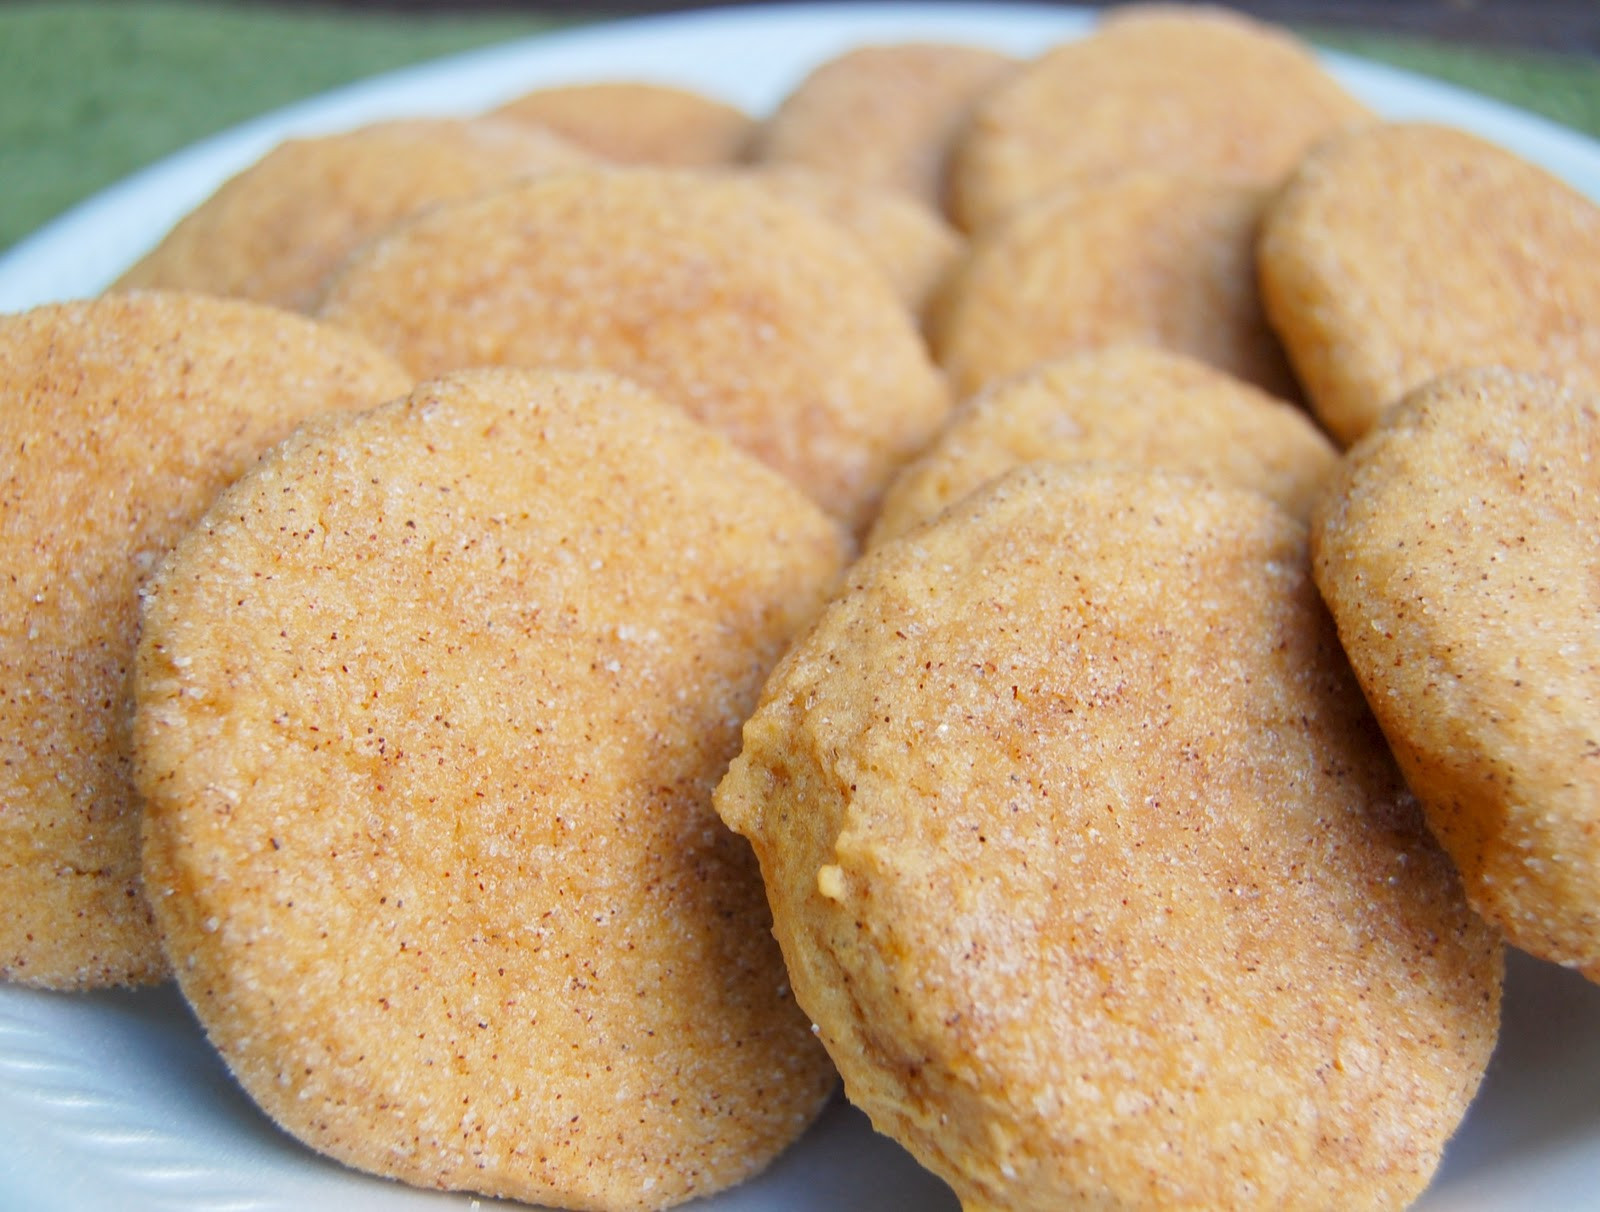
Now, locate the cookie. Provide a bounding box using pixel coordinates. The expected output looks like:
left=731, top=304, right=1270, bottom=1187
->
left=932, top=172, right=1299, bottom=401
left=1312, top=367, right=1600, bottom=979
left=317, top=167, right=951, bottom=532
left=134, top=367, right=847, bottom=1208
left=717, top=462, right=1500, bottom=1211
left=950, top=5, right=1369, bottom=231
left=489, top=82, right=754, bottom=166
left=748, top=166, right=964, bottom=323
left=750, top=43, right=1017, bottom=215
left=0, top=291, right=410, bottom=990
left=869, top=345, right=1337, bottom=546
left=112, top=118, right=597, bottom=312
left=1260, top=121, right=1600, bottom=446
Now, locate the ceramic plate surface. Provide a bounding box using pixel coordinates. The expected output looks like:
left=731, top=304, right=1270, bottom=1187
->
left=2, top=5, right=1599, bottom=1210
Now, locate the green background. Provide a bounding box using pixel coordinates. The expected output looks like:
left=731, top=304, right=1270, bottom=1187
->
left=2, top=1, right=1598, bottom=254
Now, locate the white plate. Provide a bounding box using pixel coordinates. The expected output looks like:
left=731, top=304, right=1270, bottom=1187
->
left=2, top=5, right=1599, bottom=1210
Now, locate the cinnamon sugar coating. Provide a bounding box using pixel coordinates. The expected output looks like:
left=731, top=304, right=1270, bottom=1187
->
left=318, top=168, right=950, bottom=532
left=950, top=5, right=1369, bottom=231
left=490, top=82, right=754, bottom=166
left=113, top=118, right=597, bottom=312
left=135, top=368, right=846, bottom=1210
left=0, top=291, right=409, bottom=990
left=751, top=43, right=1017, bottom=215
left=718, top=463, right=1500, bottom=1211
left=747, top=166, right=964, bottom=324
left=1260, top=122, right=1600, bottom=446
left=932, top=172, right=1298, bottom=402
left=869, top=346, right=1336, bottom=546
left=1313, top=368, right=1600, bottom=979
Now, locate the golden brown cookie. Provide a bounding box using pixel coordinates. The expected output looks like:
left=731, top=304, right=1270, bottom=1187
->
left=0, top=291, right=410, bottom=990
left=950, top=5, right=1370, bottom=231
left=932, top=172, right=1299, bottom=401
left=318, top=167, right=951, bottom=532
left=1312, top=367, right=1600, bottom=980
left=1260, top=121, right=1600, bottom=447
left=747, top=166, right=964, bottom=323
left=112, top=118, right=598, bottom=312
left=135, top=367, right=847, bottom=1209
left=488, top=82, right=754, bottom=166
left=717, top=462, right=1500, bottom=1211
left=750, top=43, right=1017, bottom=215
left=869, top=345, right=1337, bottom=546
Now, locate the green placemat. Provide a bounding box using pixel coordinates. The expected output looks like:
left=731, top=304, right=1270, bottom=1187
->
left=2, top=1, right=1598, bottom=255
left=0, top=1, right=559, bottom=253
left=1312, top=31, right=1600, bottom=138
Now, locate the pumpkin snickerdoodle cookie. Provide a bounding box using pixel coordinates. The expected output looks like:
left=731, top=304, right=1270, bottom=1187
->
left=1312, top=367, right=1600, bottom=980
left=719, top=463, right=1500, bottom=1211
left=949, top=5, right=1369, bottom=231
left=113, top=118, right=598, bottom=312
left=490, top=81, right=755, bottom=166
left=0, top=291, right=409, bottom=990
left=751, top=42, right=1017, bottom=215
left=932, top=172, right=1299, bottom=402
left=135, top=367, right=847, bottom=1210
left=869, top=345, right=1336, bottom=546
left=1260, top=121, right=1600, bottom=446
left=318, top=167, right=950, bottom=532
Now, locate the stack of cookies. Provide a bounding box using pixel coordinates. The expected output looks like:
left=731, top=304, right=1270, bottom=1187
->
left=3, top=7, right=1596, bottom=1210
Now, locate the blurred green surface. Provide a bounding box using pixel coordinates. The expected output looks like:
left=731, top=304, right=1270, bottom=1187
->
left=1, top=1, right=1597, bottom=254
left=0, top=2, right=557, bottom=252
left=1313, top=31, right=1600, bottom=137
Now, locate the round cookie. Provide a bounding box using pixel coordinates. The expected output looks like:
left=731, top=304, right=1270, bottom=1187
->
left=112, top=118, right=598, bottom=312
left=747, top=166, right=964, bottom=324
left=950, top=5, right=1370, bottom=232
left=869, top=346, right=1337, bottom=546
left=488, top=82, right=754, bottom=166
left=717, top=463, right=1501, bottom=1211
left=750, top=43, right=1017, bottom=215
left=134, top=368, right=847, bottom=1208
left=1260, top=121, right=1600, bottom=447
left=317, top=167, right=951, bottom=532
left=1311, top=367, right=1600, bottom=980
left=932, top=172, right=1299, bottom=402
left=0, top=291, right=410, bottom=990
